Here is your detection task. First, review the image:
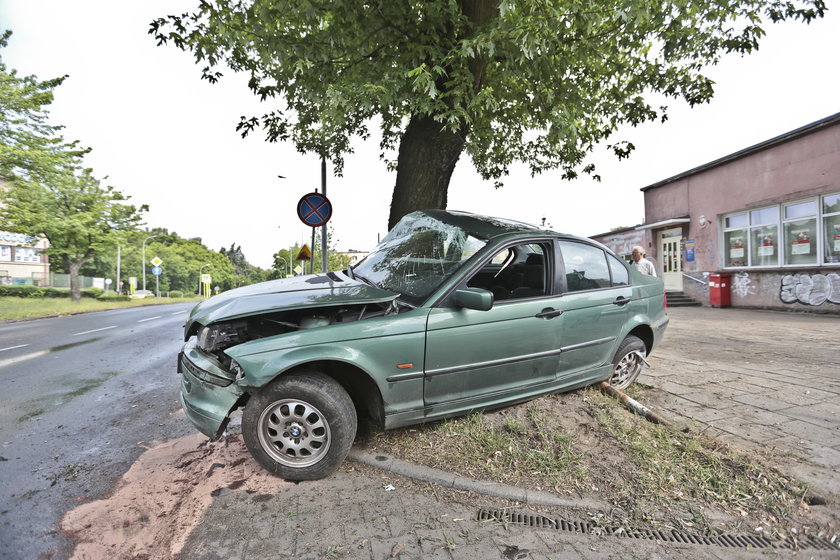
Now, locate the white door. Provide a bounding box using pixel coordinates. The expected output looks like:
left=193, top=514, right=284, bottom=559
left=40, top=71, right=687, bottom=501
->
left=658, top=228, right=683, bottom=291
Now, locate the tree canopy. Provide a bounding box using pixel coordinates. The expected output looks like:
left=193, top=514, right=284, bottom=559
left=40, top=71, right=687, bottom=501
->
left=0, top=31, right=146, bottom=301
left=0, top=168, right=148, bottom=300
left=0, top=30, right=85, bottom=184
left=151, top=0, right=825, bottom=227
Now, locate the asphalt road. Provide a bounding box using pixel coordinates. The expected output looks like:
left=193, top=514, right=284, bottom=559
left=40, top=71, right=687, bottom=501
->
left=0, top=302, right=198, bottom=560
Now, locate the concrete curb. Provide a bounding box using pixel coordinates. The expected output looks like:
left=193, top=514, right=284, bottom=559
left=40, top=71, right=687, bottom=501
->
left=348, top=447, right=607, bottom=511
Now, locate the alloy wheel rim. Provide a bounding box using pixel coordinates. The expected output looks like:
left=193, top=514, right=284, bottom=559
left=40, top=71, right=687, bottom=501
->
left=258, top=398, right=332, bottom=468
left=610, top=351, right=642, bottom=388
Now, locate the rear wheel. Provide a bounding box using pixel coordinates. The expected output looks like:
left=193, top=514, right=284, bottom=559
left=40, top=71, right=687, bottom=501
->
left=242, top=371, right=357, bottom=481
left=608, top=335, right=646, bottom=390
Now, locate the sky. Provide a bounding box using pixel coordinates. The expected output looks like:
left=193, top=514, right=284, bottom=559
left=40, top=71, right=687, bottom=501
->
left=1, top=1, right=838, bottom=269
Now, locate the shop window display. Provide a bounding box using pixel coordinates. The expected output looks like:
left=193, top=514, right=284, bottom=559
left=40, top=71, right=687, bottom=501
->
left=783, top=201, right=817, bottom=266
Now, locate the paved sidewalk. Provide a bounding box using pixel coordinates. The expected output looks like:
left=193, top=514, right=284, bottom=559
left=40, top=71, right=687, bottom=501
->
left=641, top=307, right=840, bottom=498
left=183, top=307, right=840, bottom=559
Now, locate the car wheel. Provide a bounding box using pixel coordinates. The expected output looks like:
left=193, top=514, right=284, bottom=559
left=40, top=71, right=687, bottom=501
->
left=608, top=335, right=646, bottom=390
left=242, top=371, right=357, bottom=481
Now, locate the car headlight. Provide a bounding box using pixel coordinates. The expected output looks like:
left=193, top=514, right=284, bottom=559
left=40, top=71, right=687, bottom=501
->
left=197, top=321, right=246, bottom=353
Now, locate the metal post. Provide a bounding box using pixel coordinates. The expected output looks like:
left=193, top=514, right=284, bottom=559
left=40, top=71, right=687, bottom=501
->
left=198, top=263, right=210, bottom=295
left=310, top=224, right=316, bottom=275
left=142, top=234, right=160, bottom=292
left=116, top=245, right=121, bottom=295
left=321, top=156, right=328, bottom=273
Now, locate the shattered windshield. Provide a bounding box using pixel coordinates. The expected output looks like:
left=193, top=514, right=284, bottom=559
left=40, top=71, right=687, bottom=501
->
left=353, top=212, right=488, bottom=304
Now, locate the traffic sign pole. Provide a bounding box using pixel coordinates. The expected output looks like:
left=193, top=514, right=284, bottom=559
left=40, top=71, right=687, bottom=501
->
left=321, top=157, right=327, bottom=274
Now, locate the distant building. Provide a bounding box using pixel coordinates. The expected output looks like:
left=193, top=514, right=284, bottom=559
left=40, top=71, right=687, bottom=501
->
left=593, top=113, right=840, bottom=312
left=338, top=250, right=369, bottom=266
left=0, top=179, right=51, bottom=285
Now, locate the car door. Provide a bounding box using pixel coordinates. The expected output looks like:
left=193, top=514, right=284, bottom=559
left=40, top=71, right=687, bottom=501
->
left=423, top=242, right=565, bottom=408
left=553, top=240, right=633, bottom=379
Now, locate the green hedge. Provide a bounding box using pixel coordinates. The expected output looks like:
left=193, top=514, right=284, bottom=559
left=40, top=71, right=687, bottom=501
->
left=97, top=294, right=131, bottom=302
left=169, top=290, right=183, bottom=298
left=0, top=285, right=105, bottom=298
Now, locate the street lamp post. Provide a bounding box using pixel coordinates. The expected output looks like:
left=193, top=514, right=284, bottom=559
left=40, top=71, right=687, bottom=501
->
left=142, top=234, right=161, bottom=291
left=198, top=263, right=211, bottom=297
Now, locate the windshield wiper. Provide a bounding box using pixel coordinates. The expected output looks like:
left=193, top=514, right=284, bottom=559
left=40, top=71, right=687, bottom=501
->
left=354, top=273, right=380, bottom=289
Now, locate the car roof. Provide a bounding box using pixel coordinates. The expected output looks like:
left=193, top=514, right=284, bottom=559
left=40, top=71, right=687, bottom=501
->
left=421, top=209, right=546, bottom=239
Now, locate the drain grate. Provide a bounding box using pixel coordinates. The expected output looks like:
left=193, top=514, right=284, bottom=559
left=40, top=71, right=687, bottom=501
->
left=476, top=509, right=839, bottom=552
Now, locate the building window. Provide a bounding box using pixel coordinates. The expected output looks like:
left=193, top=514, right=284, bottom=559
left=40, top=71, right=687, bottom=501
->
left=722, top=193, right=840, bottom=268
left=824, top=193, right=840, bottom=264
left=723, top=208, right=778, bottom=267
left=783, top=200, right=817, bottom=266
left=14, top=247, right=40, bottom=263
left=0, top=245, right=10, bottom=262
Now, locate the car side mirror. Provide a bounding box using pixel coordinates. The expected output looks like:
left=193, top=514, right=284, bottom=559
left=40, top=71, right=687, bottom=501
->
left=455, top=288, right=493, bottom=311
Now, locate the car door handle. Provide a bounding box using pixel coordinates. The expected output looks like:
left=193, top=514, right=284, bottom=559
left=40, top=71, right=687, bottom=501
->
left=613, top=296, right=631, bottom=306
left=535, top=308, right=564, bottom=319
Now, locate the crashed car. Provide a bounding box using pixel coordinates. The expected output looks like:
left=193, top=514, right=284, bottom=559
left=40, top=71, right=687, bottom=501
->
left=178, top=210, right=668, bottom=480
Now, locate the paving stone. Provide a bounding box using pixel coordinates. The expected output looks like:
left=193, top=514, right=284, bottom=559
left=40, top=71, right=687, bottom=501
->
left=678, top=389, right=741, bottom=409
left=776, top=402, right=840, bottom=430
left=771, top=419, right=839, bottom=446
left=723, top=405, right=790, bottom=427
left=729, top=393, right=796, bottom=412
left=705, top=417, right=788, bottom=444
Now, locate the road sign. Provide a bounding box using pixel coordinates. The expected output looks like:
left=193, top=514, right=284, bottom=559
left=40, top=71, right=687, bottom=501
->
left=294, top=265, right=303, bottom=275
left=296, top=244, right=312, bottom=261
left=150, top=256, right=163, bottom=267
left=297, top=193, right=332, bottom=227
left=152, top=266, right=162, bottom=276
left=201, top=274, right=212, bottom=283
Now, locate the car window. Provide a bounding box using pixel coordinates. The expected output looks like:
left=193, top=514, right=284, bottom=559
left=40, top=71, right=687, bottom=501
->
left=607, top=254, right=630, bottom=286
left=467, top=243, right=549, bottom=301
left=558, top=241, right=611, bottom=292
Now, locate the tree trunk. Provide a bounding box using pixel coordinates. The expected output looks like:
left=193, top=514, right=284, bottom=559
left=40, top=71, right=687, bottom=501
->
left=387, top=0, right=498, bottom=230
left=69, top=260, right=83, bottom=303
left=388, top=116, right=468, bottom=229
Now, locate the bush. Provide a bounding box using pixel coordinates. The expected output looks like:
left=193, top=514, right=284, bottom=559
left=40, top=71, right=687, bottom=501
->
left=82, top=287, right=104, bottom=298
left=97, top=294, right=131, bottom=302
left=169, top=290, right=183, bottom=298
left=42, top=287, right=68, bottom=298
left=0, top=285, right=46, bottom=298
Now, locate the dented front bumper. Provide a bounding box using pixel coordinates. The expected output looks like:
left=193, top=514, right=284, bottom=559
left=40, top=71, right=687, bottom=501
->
left=177, top=337, right=244, bottom=439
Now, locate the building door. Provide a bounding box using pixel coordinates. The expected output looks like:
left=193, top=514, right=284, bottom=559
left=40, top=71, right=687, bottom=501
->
left=658, top=228, right=683, bottom=291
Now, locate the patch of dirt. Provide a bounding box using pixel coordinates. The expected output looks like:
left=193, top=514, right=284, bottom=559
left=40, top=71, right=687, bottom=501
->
left=60, top=433, right=290, bottom=560
left=360, top=386, right=840, bottom=543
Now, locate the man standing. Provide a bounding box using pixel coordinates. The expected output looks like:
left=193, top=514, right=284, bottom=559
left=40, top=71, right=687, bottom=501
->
left=631, top=246, right=657, bottom=277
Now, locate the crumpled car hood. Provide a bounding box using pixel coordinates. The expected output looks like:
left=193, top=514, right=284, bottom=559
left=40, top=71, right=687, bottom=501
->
left=184, top=272, right=399, bottom=336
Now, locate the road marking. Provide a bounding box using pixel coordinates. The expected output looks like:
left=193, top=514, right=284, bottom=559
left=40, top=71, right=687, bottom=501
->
left=138, top=316, right=162, bottom=323
left=171, top=311, right=186, bottom=315
left=0, top=349, right=50, bottom=370
left=0, top=344, right=29, bottom=353
left=73, top=326, right=117, bottom=336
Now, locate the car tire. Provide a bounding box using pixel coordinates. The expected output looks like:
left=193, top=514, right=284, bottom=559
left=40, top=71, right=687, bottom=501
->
left=608, top=335, right=646, bottom=390
left=242, top=371, right=357, bottom=481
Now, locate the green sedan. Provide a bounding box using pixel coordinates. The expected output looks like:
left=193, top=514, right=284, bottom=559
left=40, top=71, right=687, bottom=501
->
left=178, top=210, right=668, bottom=480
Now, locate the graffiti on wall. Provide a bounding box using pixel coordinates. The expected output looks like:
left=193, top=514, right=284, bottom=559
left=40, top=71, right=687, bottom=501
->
left=733, top=272, right=755, bottom=297
left=780, top=273, right=840, bottom=306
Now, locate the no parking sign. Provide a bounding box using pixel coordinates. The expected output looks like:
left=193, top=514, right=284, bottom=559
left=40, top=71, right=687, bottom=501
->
left=297, top=193, right=332, bottom=227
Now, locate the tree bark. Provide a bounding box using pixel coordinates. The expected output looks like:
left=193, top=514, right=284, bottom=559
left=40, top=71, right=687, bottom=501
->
left=388, top=116, right=468, bottom=229
left=69, top=260, right=83, bottom=303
